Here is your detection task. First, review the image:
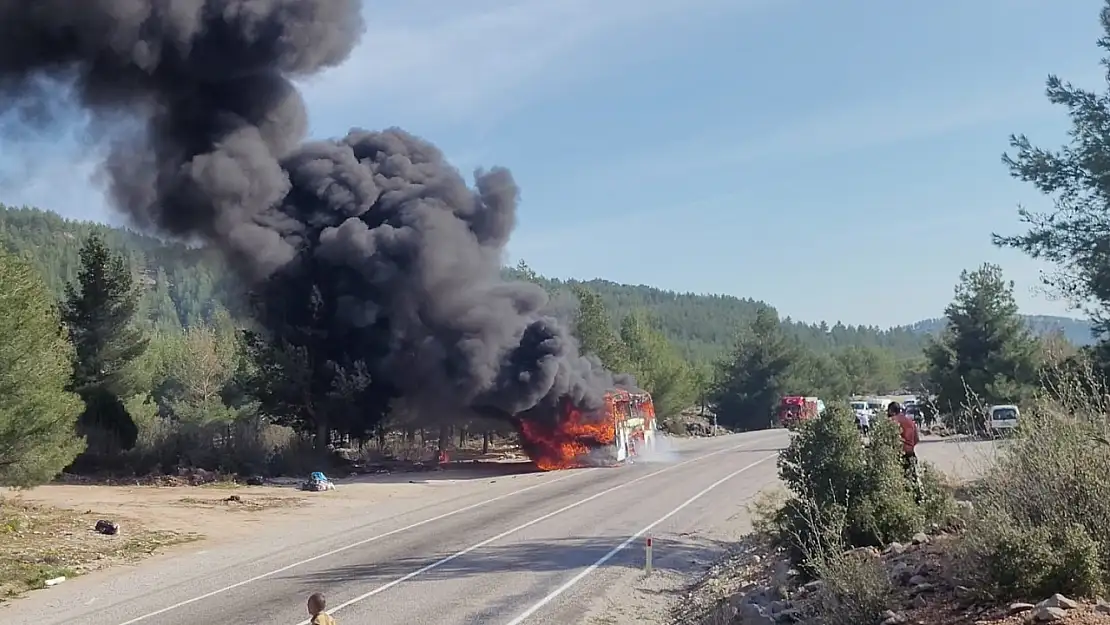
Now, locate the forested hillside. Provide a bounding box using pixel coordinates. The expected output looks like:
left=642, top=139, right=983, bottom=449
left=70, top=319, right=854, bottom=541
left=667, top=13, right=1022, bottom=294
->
left=502, top=268, right=931, bottom=360
left=0, top=204, right=1092, bottom=359
left=0, top=205, right=244, bottom=333
left=905, top=314, right=1095, bottom=346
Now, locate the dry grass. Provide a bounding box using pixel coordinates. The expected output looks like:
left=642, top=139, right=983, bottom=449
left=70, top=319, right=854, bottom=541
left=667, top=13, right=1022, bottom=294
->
left=0, top=497, right=198, bottom=601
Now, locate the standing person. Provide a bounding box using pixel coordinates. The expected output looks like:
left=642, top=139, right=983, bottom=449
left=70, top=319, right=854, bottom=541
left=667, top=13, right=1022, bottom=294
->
left=307, top=593, right=337, bottom=625
left=887, top=402, right=923, bottom=504
left=858, top=409, right=871, bottom=436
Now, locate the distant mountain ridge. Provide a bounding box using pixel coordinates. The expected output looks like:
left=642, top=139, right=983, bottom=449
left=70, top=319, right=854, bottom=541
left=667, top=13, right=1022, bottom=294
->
left=901, top=315, right=1096, bottom=346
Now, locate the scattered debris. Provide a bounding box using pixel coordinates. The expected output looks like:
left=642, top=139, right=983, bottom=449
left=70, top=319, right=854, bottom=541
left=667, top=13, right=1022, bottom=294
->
left=1, top=498, right=196, bottom=601
left=301, top=471, right=335, bottom=492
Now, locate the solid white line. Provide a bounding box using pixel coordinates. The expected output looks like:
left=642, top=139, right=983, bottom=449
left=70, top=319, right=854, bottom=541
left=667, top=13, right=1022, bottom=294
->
left=292, top=436, right=780, bottom=624
left=502, top=452, right=779, bottom=625
left=116, top=470, right=587, bottom=625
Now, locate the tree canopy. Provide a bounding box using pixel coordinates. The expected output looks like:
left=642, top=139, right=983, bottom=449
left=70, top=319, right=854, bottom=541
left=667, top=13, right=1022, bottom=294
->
left=0, top=250, right=85, bottom=486
left=924, top=264, right=1039, bottom=421
left=61, top=233, right=148, bottom=453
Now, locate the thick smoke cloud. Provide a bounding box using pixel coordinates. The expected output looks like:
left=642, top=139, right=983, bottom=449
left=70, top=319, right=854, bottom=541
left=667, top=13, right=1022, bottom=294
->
left=0, top=0, right=624, bottom=421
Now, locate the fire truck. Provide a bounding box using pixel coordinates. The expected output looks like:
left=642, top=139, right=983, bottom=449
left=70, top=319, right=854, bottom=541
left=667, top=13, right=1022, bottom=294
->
left=605, top=389, right=657, bottom=462
left=778, top=396, right=820, bottom=430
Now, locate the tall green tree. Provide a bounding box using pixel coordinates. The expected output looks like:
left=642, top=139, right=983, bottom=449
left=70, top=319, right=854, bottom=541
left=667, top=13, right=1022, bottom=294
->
left=513, top=259, right=542, bottom=285
left=619, top=312, right=695, bottom=428
left=570, top=284, right=629, bottom=373
left=245, top=281, right=384, bottom=448
left=61, top=234, right=148, bottom=452
left=786, top=349, right=852, bottom=400
left=0, top=251, right=85, bottom=486
left=161, top=324, right=240, bottom=425
left=923, top=264, right=1039, bottom=421
left=690, top=360, right=714, bottom=417
left=993, top=1, right=1110, bottom=364
left=831, top=346, right=899, bottom=395
left=711, top=307, right=799, bottom=431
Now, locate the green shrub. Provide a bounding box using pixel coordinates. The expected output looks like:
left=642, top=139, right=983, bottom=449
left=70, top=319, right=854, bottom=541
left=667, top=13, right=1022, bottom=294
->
left=805, top=549, right=895, bottom=625
left=768, top=404, right=952, bottom=569
left=957, top=367, right=1110, bottom=598
left=961, top=510, right=1103, bottom=598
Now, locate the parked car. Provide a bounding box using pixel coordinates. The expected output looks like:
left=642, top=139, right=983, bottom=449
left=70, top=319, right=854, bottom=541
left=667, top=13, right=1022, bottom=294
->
left=988, top=404, right=1020, bottom=433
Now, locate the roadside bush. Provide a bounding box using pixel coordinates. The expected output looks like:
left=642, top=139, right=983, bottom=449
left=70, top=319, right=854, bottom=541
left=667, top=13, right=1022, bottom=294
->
left=122, top=416, right=323, bottom=478
left=957, top=362, right=1110, bottom=599
left=767, top=404, right=952, bottom=570
left=804, top=548, right=895, bottom=625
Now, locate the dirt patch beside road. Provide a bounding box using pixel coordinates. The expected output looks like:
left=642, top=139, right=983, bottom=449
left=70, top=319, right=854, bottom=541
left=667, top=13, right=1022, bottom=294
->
left=0, top=498, right=196, bottom=601
left=0, top=475, right=432, bottom=602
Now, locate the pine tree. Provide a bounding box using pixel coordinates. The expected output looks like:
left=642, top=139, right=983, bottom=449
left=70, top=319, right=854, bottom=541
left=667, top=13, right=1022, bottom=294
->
left=61, top=233, right=148, bottom=452
left=711, top=307, right=799, bottom=431
left=0, top=250, right=85, bottom=486
left=148, top=267, right=183, bottom=333
left=994, top=1, right=1110, bottom=369
left=570, top=284, right=630, bottom=373
left=924, top=264, right=1039, bottom=427
left=619, top=312, right=695, bottom=427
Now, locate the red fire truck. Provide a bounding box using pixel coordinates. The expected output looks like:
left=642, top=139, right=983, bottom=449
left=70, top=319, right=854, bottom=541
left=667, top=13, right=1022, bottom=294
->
left=778, top=396, right=820, bottom=430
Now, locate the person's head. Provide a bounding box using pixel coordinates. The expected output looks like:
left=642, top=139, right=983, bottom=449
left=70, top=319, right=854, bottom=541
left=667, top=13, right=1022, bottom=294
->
left=887, top=401, right=902, bottom=417
left=307, top=593, right=327, bottom=616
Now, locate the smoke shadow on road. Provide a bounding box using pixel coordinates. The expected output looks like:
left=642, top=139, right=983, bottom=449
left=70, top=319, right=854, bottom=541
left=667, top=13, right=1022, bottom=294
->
left=288, top=535, right=733, bottom=586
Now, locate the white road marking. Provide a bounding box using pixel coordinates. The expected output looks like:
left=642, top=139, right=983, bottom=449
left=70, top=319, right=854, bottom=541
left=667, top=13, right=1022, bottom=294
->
left=293, top=436, right=780, bottom=624
left=116, top=470, right=586, bottom=625
left=502, top=452, right=779, bottom=625
left=114, top=433, right=779, bottom=625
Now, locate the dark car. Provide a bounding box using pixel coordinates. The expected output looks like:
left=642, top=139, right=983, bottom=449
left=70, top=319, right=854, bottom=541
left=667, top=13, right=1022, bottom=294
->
left=906, top=405, right=923, bottom=424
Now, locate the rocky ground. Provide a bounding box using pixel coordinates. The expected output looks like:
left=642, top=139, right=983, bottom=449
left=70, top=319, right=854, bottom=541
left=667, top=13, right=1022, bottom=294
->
left=673, top=515, right=1110, bottom=625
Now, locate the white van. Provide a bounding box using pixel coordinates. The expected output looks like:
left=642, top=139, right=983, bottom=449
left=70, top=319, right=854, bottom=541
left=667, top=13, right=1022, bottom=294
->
left=988, top=404, right=1020, bottom=432
left=866, top=398, right=891, bottom=414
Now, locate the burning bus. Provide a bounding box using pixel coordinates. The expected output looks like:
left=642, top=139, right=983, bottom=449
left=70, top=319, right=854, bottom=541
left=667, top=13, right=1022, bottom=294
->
left=516, top=389, right=657, bottom=470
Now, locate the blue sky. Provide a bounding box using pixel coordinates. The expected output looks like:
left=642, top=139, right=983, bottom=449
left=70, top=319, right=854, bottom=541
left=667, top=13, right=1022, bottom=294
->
left=0, top=0, right=1106, bottom=327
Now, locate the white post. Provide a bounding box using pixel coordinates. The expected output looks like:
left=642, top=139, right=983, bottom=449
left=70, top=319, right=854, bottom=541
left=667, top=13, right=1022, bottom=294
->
left=645, top=536, right=653, bottom=575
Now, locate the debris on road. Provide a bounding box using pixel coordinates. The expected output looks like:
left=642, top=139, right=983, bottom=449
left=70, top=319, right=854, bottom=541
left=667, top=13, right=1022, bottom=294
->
left=301, top=472, right=335, bottom=492
left=93, top=520, right=119, bottom=535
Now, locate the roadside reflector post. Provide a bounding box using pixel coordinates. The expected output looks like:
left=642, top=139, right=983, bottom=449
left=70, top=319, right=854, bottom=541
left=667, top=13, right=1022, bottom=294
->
left=645, top=536, right=653, bottom=576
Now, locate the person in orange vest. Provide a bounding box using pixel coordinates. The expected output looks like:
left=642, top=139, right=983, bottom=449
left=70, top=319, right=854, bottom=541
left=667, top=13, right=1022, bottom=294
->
left=887, top=401, right=923, bottom=504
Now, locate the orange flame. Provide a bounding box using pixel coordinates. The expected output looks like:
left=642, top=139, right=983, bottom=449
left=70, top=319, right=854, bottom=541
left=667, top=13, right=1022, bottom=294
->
left=516, top=400, right=616, bottom=471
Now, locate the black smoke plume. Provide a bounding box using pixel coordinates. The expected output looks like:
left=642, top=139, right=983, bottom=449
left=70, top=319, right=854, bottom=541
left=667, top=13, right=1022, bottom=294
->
left=0, top=1, right=627, bottom=428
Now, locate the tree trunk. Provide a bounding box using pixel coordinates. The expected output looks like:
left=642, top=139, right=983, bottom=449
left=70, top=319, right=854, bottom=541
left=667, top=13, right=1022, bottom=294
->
left=458, top=427, right=468, bottom=447
left=315, top=420, right=330, bottom=451
left=437, top=424, right=449, bottom=453
left=482, top=431, right=490, bottom=454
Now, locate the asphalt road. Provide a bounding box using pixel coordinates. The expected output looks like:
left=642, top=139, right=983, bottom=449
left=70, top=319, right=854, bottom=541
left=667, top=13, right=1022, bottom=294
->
left=5, top=430, right=987, bottom=625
